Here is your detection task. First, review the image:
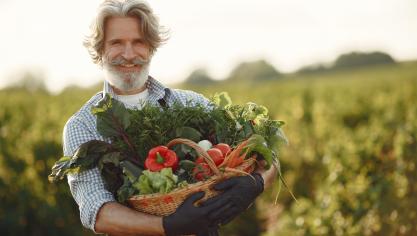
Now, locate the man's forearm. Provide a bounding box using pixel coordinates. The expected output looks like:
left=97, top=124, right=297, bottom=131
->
left=95, top=201, right=165, bottom=236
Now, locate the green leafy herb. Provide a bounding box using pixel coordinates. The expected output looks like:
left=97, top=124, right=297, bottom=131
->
left=48, top=140, right=114, bottom=183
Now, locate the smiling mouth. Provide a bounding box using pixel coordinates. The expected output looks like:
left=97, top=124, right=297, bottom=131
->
left=116, top=64, right=141, bottom=72
left=121, top=64, right=135, bottom=67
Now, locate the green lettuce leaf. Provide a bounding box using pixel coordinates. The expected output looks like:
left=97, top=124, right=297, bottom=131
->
left=133, top=168, right=180, bottom=194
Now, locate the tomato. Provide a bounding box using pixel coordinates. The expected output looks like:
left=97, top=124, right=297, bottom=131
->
left=213, top=143, right=231, bottom=157
left=195, top=156, right=205, bottom=164
left=195, top=148, right=224, bottom=166
left=207, top=148, right=224, bottom=166
left=192, top=163, right=213, bottom=181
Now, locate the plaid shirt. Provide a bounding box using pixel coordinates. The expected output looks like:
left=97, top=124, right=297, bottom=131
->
left=63, top=77, right=210, bottom=232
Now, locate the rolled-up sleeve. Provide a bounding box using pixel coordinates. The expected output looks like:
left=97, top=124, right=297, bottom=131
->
left=63, top=116, right=115, bottom=232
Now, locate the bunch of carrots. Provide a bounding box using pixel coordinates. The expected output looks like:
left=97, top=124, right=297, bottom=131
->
left=191, top=139, right=254, bottom=181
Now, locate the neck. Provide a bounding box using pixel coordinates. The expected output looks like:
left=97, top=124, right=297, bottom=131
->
left=112, top=85, right=147, bottom=95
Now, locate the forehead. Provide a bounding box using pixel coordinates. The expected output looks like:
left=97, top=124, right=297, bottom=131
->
left=104, top=16, right=143, bottom=41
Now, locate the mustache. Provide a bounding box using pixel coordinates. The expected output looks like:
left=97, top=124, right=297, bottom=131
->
left=109, top=56, right=149, bottom=66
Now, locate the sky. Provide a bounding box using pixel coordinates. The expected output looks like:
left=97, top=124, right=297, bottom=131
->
left=1, top=0, right=416, bottom=93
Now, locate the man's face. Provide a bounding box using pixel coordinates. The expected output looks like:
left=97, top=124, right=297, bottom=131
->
left=102, top=16, right=151, bottom=94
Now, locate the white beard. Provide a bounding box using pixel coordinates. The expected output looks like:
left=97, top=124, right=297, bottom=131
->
left=103, top=62, right=150, bottom=92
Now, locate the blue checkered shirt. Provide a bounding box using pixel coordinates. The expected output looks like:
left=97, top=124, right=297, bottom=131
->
left=63, top=77, right=210, bottom=232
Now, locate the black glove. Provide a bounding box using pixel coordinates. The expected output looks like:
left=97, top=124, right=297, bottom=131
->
left=196, top=225, right=219, bottom=236
left=163, top=191, right=233, bottom=236
left=201, top=173, right=264, bottom=225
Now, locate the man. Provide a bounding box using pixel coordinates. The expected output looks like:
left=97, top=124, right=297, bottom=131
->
left=64, top=0, right=278, bottom=235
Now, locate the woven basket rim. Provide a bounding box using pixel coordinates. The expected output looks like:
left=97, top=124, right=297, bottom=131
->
left=128, top=157, right=256, bottom=201
left=127, top=137, right=258, bottom=203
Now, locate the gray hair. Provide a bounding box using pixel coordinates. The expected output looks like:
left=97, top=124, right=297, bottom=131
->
left=84, top=0, right=169, bottom=65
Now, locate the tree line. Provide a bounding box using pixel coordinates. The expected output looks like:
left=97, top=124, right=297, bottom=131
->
left=184, top=51, right=396, bottom=85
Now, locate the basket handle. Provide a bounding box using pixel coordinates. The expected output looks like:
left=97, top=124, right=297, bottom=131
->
left=166, top=138, right=221, bottom=176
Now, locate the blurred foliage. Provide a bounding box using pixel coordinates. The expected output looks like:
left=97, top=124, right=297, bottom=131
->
left=183, top=61, right=417, bottom=236
left=228, top=59, right=281, bottom=81
left=0, top=60, right=416, bottom=235
left=297, top=51, right=396, bottom=74
left=334, top=51, right=395, bottom=69
left=184, top=68, right=216, bottom=85
left=7, top=71, right=48, bottom=93
left=296, top=63, right=330, bottom=75
left=0, top=89, right=94, bottom=235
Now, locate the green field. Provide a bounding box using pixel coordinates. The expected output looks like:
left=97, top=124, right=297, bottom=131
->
left=1, top=61, right=416, bottom=235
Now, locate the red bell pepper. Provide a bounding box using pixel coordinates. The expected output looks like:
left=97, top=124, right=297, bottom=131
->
left=145, top=146, right=179, bottom=172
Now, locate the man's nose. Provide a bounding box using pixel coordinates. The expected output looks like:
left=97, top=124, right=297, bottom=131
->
left=122, top=43, right=136, bottom=61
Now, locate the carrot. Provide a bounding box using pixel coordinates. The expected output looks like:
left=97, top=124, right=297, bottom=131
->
left=227, top=150, right=248, bottom=168
left=220, top=139, right=250, bottom=168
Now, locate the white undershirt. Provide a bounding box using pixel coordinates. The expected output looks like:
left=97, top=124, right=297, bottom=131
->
left=115, top=89, right=149, bottom=109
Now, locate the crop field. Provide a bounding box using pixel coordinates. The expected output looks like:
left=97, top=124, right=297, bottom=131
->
left=1, top=61, right=416, bottom=235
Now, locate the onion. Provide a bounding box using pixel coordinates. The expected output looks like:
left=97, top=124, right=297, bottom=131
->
left=197, top=140, right=212, bottom=151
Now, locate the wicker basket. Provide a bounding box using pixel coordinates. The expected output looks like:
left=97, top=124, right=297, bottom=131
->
left=127, top=138, right=257, bottom=216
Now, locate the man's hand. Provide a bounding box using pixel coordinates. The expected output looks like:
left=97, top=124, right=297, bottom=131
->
left=163, top=191, right=233, bottom=236
left=201, top=173, right=264, bottom=225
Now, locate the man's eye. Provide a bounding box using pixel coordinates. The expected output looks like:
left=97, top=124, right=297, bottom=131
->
left=134, top=40, right=145, bottom=45
left=111, top=41, right=121, bottom=46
